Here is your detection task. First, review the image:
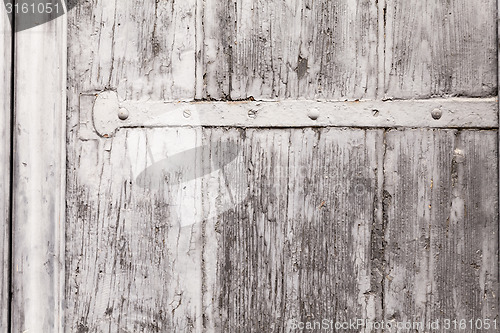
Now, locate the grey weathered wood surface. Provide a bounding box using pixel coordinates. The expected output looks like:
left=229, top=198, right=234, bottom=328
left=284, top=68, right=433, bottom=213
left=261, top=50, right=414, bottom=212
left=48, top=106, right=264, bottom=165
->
left=202, top=0, right=379, bottom=100
left=0, top=10, right=11, bottom=333
left=384, top=0, right=497, bottom=99
left=66, top=1, right=198, bottom=330
left=65, top=0, right=498, bottom=100
left=203, top=0, right=497, bottom=100
left=65, top=0, right=498, bottom=332
left=202, top=128, right=385, bottom=331
left=11, top=10, right=67, bottom=333
left=66, top=128, right=205, bottom=332
left=384, top=129, right=498, bottom=325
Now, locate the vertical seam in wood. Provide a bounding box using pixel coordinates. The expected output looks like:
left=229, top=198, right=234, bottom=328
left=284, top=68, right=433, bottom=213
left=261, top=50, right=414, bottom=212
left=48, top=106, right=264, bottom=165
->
left=200, top=129, right=207, bottom=332
left=227, top=1, right=236, bottom=100
left=7, top=9, right=15, bottom=333
left=380, top=129, right=388, bottom=322
left=107, top=0, right=118, bottom=88
left=60, top=11, right=68, bottom=331
left=376, top=0, right=387, bottom=99
left=195, top=0, right=205, bottom=99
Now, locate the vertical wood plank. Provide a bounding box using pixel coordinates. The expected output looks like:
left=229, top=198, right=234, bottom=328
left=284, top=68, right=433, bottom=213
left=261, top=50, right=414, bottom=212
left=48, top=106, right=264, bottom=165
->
left=384, top=0, right=497, bottom=98
left=202, top=0, right=379, bottom=100
left=202, top=128, right=292, bottom=332
left=11, top=4, right=66, bottom=332
left=0, top=8, right=11, bottom=332
left=202, top=128, right=384, bottom=331
left=384, top=129, right=498, bottom=328
left=285, top=128, right=384, bottom=330
left=65, top=0, right=202, bottom=332
left=66, top=128, right=206, bottom=332
left=66, top=1, right=198, bottom=330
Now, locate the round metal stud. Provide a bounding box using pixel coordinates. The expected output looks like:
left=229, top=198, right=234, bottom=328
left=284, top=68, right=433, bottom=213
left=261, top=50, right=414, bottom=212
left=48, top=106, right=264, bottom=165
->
left=431, top=108, right=442, bottom=120
left=118, top=108, right=129, bottom=120
left=308, top=108, right=320, bottom=120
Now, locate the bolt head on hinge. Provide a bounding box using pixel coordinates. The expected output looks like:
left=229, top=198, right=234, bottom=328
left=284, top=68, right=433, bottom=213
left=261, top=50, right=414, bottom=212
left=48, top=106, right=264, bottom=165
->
left=118, top=108, right=129, bottom=120
left=308, top=108, right=320, bottom=120
left=431, top=108, right=442, bottom=120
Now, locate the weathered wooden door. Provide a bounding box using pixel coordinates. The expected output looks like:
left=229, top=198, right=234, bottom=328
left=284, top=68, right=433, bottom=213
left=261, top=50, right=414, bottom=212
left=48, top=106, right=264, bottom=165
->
left=3, top=0, right=499, bottom=332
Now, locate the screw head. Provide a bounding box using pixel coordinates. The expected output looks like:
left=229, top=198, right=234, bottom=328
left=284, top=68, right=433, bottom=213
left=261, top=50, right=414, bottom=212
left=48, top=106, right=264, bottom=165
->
left=248, top=109, right=257, bottom=119
left=183, top=109, right=192, bottom=118
left=308, top=108, right=320, bottom=120
left=431, top=108, right=442, bottom=120
left=118, top=108, right=129, bottom=120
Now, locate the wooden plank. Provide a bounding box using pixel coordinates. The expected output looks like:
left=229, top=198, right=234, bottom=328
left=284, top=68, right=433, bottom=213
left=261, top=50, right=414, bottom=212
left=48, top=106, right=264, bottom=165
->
left=65, top=128, right=206, bottom=332
left=202, top=128, right=385, bottom=331
left=384, top=129, right=498, bottom=327
left=384, top=0, right=497, bottom=99
left=11, top=5, right=66, bottom=332
left=201, top=128, right=294, bottom=331
left=0, top=10, right=11, bottom=332
left=202, top=0, right=379, bottom=100
left=65, top=0, right=201, bottom=330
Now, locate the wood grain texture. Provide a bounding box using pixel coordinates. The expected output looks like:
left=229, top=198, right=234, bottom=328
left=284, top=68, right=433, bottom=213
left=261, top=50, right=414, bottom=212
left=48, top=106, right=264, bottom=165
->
left=202, top=0, right=379, bottom=100
left=384, top=0, right=497, bottom=99
left=0, top=10, right=11, bottom=332
left=11, top=9, right=66, bottom=333
left=201, top=128, right=385, bottom=331
left=67, top=0, right=197, bottom=101
left=65, top=0, right=500, bottom=331
left=66, top=126, right=254, bottom=331
left=66, top=128, right=208, bottom=332
left=66, top=0, right=200, bottom=331
left=66, top=127, right=386, bottom=332
left=384, top=129, right=498, bottom=328
left=67, top=0, right=499, bottom=101
left=202, top=0, right=497, bottom=100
